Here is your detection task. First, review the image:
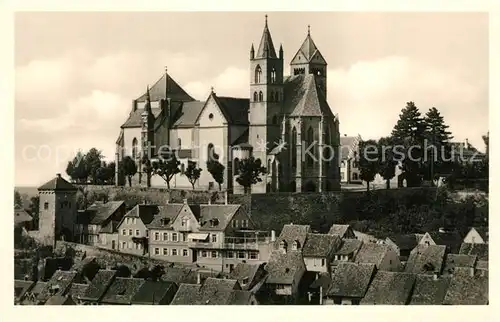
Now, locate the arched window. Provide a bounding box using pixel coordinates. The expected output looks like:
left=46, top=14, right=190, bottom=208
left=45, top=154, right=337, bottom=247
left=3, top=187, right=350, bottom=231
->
left=271, top=68, right=276, bottom=83
left=177, top=138, right=182, bottom=149
left=233, top=158, right=240, bottom=175
left=132, top=138, right=138, bottom=159
left=292, top=240, right=300, bottom=250
left=258, top=91, right=263, bottom=102
left=253, top=92, right=258, bottom=102
left=291, top=127, right=297, bottom=168
left=255, top=65, right=262, bottom=83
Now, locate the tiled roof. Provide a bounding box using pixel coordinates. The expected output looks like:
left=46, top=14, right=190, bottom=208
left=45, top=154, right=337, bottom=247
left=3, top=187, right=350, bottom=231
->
left=361, top=271, right=416, bottom=305
left=45, top=295, right=72, bottom=305
left=67, top=283, right=89, bottom=300
left=81, top=269, right=117, bottom=301
left=85, top=201, right=124, bottom=225
left=136, top=72, right=195, bottom=103
left=101, top=277, right=146, bottom=304
left=443, top=254, right=477, bottom=275
left=303, top=233, right=341, bottom=258
left=213, top=96, right=250, bottom=125
left=339, top=135, right=362, bottom=160
left=198, top=204, right=241, bottom=231
left=118, top=204, right=161, bottom=228
left=443, top=274, right=488, bottom=305
left=265, top=250, right=304, bottom=285
left=171, top=101, right=206, bottom=127
left=38, top=175, right=77, bottom=191
left=429, top=231, right=463, bottom=253
left=327, top=262, right=375, bottom=298
left=354, top=243, right=391, bottom=267
left=290, top=33, right=325, bottom=64
left=227, top=263, right=262, bottom=291
left=409, top=274, right=451, bottom=305
left=333, top=238, right=362, bottom=256
left=476, top=260, right=488, bottom=271
left=309, top=272, right=332, bottom=290
left=130, top=280, right=177, bottom=305
left=171, top=278, right=240, bottom=305
left=405, top=245, right=446, bottom=275
left=170, top=283, right=201, bottom=305
left=36, top=270, right=78, bottom=303
left=121, top=107, right=162, bottom=128
left=459, top=243, right=489, bottom=261
left=328, top=224, right=350, bottom=237
left=145, top=204, right=184, bottom=229
left=387, top=234, right=420, bottom=251
left=283, top=74, right=333, bottom=117
left=229, top=290, right=255, bottom=305
left=276, top=224, right=310, bottom=250
left=161, top=267, right=196, bottom=284
left=14, top=280, right=35, bottom=301
left=14, top=206, right=33, bottom=225
left=255, top=22, right=277, bottom=58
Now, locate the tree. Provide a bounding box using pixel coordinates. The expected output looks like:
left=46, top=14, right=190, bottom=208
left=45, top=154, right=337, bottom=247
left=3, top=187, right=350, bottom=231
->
left=391, top=102, right=427, bottom=187
left=14, top=190, right=23, bottom=206
left=29, top=196, right=40, bottom=230
left=184, top=160, right=202, bottom=190
left=85, top=148, right=104, bottom=184
left=235, top=156, right=267, bottom=194
left=207, top=159, right=225, bottom=191
left=377, top=137, right=398, bottom=189
left=66, top=151, right=89, bottom=183
left=121, top=156, right=137, bottom=187
left=152, top=152, right=181, bottom=190
left=423, top=107, right=453, bottom=183
left=358, top=140, right=379, bottom=192
left=95, top=161, right=115, bottom=185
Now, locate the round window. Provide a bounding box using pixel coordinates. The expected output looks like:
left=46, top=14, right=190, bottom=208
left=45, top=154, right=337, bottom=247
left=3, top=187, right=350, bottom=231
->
left=209, top=113, right=214, bottom=120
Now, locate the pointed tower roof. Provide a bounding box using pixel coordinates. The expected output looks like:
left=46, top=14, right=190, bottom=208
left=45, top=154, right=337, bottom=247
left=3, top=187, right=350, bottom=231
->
left=143, top=85, right=152, bottom=114
left=38, top=174, right=77, bottom=191
left=136, top=69, right=195, bottom=102
left=290, top=25, right=327, bottom=65
left=256, top=15, right=277, bottom=59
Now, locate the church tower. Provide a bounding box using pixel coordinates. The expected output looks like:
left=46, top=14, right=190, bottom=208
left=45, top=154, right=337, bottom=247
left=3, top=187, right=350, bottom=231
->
left=290, top=26, right=328, bottom=97
left=249, top=15, right=284, bottom=193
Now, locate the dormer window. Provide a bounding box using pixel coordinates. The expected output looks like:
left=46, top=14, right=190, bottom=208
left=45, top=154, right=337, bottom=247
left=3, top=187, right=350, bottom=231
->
left=292, top=240, right=300, bottom=251
left=181, top=217, right=188, bottom=227
left=279, top=241, right=287, bottom=253
left=210, top=218, right=219, bottom=227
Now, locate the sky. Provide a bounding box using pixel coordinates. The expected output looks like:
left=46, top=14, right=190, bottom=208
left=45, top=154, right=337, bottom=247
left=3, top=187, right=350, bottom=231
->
left=14, top=12, right=489, bottom=187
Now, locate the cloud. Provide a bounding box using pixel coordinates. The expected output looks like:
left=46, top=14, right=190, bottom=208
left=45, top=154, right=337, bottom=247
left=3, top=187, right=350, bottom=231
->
left=184, top=67, right=249, bottom=99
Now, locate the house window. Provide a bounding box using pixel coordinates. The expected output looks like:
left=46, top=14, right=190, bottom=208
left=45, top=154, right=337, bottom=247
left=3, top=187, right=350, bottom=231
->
left=276, top=285, right=285, bottom=290
left=232, top=220, right=238, bottom=228
left=201, top=250, right=207, bottom=257
left=172, top=233, right=178, bottom=242
left=44, top=202, right=49, bottom=210
left=135, top=230, right=140, bottom=236
left=155, top=248, right=160, bottom=255
left=238, top=252, right=246, bottom=259
left=122, top=229, right=127, bottom=236
left=132, top=138, right=138, bottom=159
left=181, top=217, right=188, bottom=227
left=163, top=233, right=169, bottom=241
left=227, top=251, right=234, bottom=258
left=211, top=234, right=217, bottom=243
left=171, top=249, right=177, bottom=256
left=129, top=229, right=132, bottom=236
left=241, top=220, right=248, bottom=228
left=249, top=251, right=258, bottom=260
left=211, top=251, right=217, bottom=258
left=321, top=258, right=326, bottom=266
left=163, top=248, right=168, bottom=256
left=122, top=241, right=126, bottom=249
left=155, top=232, right=159, bottom=241
left=183, top=249, right=188, bottom=257
left=125, top=218, right=129, bottom=224
left=242, top=277, right=249, bottom=285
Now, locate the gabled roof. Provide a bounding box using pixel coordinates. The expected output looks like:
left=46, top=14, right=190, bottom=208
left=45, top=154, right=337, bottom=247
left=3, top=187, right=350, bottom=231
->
left=229, top=290, right=255, bottom=305
left=36, top=270, right=78, bottom=303
left=198, top=204, right=241, bottom=231
left=405, top=245, right=446, bottom=275
left=459, top=243, right=489, bottom=261
left=136, top=72, right=195, bottom=103
left=276, top=224, right=310, bottom=250
left=170, top=284, right=201, bottom=304
left=443, top=274, right=488, bottom=305
left=361, top=271, right=416, bottom=305
left=470, top=227, right=489, bottom=243
left=409, top=274, right=451, bottom=305
left=255, top=18, right=277, bottom=59
left=171, top=101, right=206, bottom=128
left=303, top=233, right=341, bottom=258
left=101, top=277, right=145, bottom=305
left=14, top=280, right=35, bottom=302
left=160, top=267, right=196, bottom=284
left=290, top=32, right=326, bottom=65
left=171, top=278, right=241, bottom=305
left=227, top=263, right=263, bottom=291
left=38, top=174, right=77, bottom=191
left=84, top=201, right=125, bottom=225
left=428, top=231, right=463, bottom=253
left=283, top=74, right=332, bottom=117
left=327, top=262, right=375, bottom=298
left=333, top=238, right=363, bottom=256
left=212, top=95, right=250, bottom=125
left=118, top=204, right=161, bottom=228
left=265, top=251, right=304, bottom=285
left=145, top=204, right=185, bottom=229
left=67, top=283, right=89, bottom=300
left=443, top=254, right=477, bottom=275
left=14, top=205, right=33, bottom=225
left=131, top=280, right=177, bottom=305
left=81, top=269, right=117, bottom=302
left=328, top=224, right=351, bottom=237
left=354, top=243, right=392, bottom=267
left=387, top=233, right=421, bottom=251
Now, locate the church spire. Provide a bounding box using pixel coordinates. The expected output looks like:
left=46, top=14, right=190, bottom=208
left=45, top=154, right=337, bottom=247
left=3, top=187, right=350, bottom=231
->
left=256, top=14, right=277, bottom=59
left=144, top=85, right=152, bottom=114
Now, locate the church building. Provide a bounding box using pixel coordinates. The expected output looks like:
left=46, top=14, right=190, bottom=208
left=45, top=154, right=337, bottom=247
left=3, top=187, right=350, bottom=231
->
left=115, top=16, right=341, bottom=193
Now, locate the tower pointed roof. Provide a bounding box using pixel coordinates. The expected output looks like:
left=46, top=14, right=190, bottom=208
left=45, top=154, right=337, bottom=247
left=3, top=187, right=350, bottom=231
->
left=136, top=69, right=194, bottom=103
left=143, top=85, right=152, bottom=114
left=256, top=15, right=277, bottom=59
left=290, top=25, right=327, bottom=65
left=38, top=174, right=77, bottom=191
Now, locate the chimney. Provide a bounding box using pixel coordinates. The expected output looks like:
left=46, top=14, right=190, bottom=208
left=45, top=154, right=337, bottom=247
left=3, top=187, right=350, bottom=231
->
left=224, top=191, right=228, bottom=205
left=56, top=173, right=61, bottom=178
left=271, top=230, right=276, bottom=242
left=196, top=271, right=201, bottom=284
left=290, top=222, right=293, bottom=226
left=470, top=267, right=475, bottom=277
left=465, top=138, right=469, bottom=149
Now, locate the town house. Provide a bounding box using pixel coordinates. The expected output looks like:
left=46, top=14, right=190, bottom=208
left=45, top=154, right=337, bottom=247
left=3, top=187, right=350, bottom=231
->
left=75, top=201, right=126, bottom=246
left=302, top=233, right=341, bottom=274
left=324, top=262, right=376, bottom=305
left=354, top=243, right=401, bottom=272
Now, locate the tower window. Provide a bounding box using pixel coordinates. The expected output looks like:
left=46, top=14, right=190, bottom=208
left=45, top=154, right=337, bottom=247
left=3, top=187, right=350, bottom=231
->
left=253, top=92, right=258, bottom=102
left=258, top=91, right=263, bottom=102
left=255, top=65, right=262, bottom=83
left=132, top=138, right=138, bottom=159
left=44, top=202, right=49, bottom=210
left=271, top=68, right=277, bottom=83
